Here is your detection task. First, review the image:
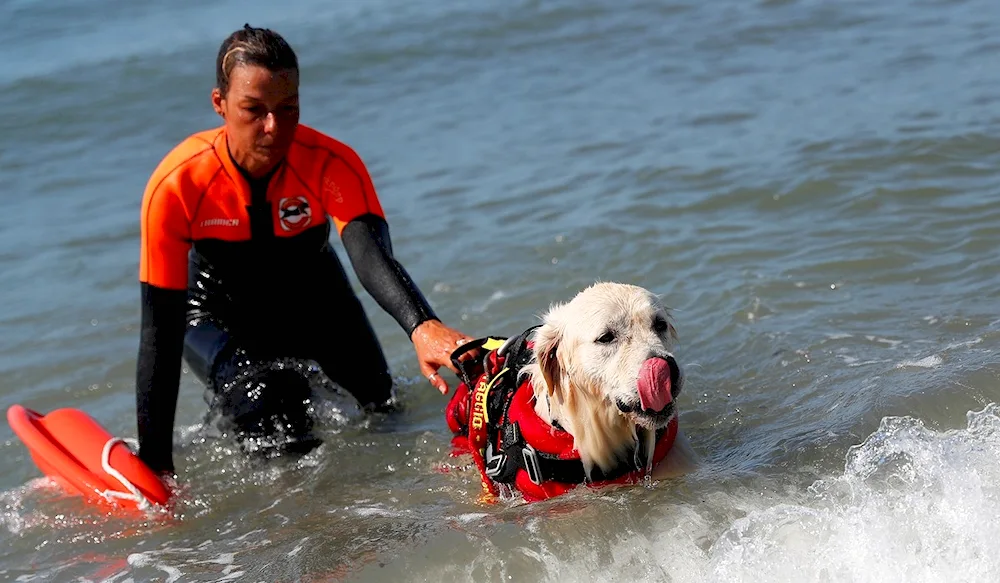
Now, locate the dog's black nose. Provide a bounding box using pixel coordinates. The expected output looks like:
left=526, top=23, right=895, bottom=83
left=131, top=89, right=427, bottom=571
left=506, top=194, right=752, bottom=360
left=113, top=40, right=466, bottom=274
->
left=663, top=355, right=682, bottom=398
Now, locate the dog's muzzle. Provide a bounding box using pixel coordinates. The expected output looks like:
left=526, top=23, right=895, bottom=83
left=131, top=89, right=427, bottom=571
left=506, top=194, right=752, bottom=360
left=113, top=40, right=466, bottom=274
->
left=616, top=355, right=682, bottom=423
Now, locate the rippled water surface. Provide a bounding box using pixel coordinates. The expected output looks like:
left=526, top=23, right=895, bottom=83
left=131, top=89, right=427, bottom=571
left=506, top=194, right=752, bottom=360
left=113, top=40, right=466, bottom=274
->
left=2, top=0, right=999, bottom=581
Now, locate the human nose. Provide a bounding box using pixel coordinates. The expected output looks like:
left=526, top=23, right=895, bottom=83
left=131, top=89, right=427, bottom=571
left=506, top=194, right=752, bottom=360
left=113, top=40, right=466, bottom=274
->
left=263, top=111, right=277, bottom=134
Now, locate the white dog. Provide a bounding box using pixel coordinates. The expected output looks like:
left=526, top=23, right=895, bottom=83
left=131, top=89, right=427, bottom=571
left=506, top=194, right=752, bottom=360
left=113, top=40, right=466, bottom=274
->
left=446, top=282, right=698, bottom=501
left=522, top=282, right=698, bottom=481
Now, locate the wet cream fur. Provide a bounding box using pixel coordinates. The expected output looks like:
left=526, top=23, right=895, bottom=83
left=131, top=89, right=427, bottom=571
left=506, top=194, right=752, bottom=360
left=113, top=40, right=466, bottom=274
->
left=521, top=282, right=698, bottom=480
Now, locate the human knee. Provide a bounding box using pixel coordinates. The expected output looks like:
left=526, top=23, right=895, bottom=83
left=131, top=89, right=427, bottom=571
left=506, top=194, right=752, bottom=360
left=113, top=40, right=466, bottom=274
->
left=214, top=367, right=316, bottom=441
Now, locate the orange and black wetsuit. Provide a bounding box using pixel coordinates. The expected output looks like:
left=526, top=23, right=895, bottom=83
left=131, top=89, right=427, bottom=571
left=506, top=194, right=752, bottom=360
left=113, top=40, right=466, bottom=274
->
left=136, top=124, right=437, bottom=474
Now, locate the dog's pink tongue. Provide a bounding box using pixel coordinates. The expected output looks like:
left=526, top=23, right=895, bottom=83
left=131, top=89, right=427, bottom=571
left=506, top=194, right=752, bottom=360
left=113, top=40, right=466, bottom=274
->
left=638, top=358, right=673, bottom=412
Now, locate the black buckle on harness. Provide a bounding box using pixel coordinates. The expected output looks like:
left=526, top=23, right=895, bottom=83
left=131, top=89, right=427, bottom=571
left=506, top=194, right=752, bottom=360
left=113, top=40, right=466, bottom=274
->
left=521, top=443, right=543, bottom=485
left=484, top=443, right=506, bottom=479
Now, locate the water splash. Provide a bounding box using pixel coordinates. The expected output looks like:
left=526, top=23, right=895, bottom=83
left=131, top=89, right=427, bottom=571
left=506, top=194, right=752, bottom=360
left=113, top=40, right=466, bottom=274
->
left=704, top=404, right=1000, bottom=582
left=444, top=405, right=1000, bottom=583
left=196, top=356, right=372, bottom=457
left=213, top=356, right=367, bottom=422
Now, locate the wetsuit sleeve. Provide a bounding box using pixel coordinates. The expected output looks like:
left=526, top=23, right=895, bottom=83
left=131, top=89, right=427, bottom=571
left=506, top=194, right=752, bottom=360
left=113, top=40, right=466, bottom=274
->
left=341, top=214, right=439, bottom=338
left=135, top=283, right=186, bottom=474
left=136, top=175, right=192, bottom=474
left=139, top=179, right=191, bottom=290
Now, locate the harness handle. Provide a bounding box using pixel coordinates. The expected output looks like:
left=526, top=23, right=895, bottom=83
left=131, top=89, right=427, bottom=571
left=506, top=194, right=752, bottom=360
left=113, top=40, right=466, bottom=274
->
left=450, top=336, right=506, bottom=388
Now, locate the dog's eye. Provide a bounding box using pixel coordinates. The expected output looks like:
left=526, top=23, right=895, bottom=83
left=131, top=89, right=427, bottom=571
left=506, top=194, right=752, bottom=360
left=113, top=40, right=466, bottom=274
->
left=653, top=317, right=669, bottom=334
left=596, top=331, right=616, bottom=344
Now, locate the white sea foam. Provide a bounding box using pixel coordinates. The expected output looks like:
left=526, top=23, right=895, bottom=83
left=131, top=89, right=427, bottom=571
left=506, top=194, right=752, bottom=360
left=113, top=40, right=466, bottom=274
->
left=896, top=355, right=944, bottom=369
left=526, top=404, right=1000, bottom=583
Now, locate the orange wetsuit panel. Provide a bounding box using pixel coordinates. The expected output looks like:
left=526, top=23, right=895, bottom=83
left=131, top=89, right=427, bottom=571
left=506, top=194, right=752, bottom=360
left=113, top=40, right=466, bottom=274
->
left=139, top=125, right=385, bottom=291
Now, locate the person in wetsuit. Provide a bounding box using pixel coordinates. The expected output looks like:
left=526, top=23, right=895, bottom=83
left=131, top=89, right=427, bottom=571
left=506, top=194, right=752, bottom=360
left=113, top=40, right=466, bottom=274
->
left=136, top=24, right=473, bottom=476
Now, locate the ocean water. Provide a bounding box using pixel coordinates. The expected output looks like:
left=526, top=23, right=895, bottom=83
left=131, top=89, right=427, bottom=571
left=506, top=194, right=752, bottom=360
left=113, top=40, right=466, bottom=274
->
left=2, top=0, right=999, bottom=581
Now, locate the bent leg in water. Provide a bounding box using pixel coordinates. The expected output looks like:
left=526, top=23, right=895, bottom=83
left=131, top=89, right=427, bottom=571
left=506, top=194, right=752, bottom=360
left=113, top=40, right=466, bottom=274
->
left=184, top=319, right=321, bottom=456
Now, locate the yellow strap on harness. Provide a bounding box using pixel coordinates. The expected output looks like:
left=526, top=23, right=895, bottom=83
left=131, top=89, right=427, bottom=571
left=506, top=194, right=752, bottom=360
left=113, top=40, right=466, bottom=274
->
left=482, top=338, right=506, bottom=351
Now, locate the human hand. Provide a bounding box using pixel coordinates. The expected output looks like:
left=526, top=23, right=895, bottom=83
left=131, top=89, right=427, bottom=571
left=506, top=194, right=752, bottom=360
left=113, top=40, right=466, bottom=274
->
left=410, top=319, right=475, bottom=395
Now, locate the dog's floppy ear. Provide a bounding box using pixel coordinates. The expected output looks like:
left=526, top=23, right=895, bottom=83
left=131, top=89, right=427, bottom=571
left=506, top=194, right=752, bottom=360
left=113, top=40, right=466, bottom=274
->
left=532, top=307, right=565, bottom=399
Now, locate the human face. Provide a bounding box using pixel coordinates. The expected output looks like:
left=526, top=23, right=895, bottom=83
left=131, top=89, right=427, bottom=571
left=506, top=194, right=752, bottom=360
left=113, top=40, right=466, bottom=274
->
left=212, top=64, right=300, bottom=178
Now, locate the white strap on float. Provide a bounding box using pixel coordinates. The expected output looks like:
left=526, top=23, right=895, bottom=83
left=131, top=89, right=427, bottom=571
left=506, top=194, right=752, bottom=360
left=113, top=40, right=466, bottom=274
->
left=100, top=437, right=153, bottom=511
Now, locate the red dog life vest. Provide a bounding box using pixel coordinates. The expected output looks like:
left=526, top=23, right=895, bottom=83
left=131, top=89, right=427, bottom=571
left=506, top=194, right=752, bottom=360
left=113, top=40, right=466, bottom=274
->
left=445, top=329, right=678, bottom=503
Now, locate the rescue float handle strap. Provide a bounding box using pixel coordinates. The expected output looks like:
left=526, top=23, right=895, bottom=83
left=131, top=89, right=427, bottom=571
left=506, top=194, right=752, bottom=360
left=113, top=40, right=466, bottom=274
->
left=100, top=437, right=154, bottom=511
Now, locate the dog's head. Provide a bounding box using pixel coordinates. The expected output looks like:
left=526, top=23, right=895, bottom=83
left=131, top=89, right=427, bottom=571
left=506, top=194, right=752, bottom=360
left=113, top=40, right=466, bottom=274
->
left=523, top=282, right=683, bottom=472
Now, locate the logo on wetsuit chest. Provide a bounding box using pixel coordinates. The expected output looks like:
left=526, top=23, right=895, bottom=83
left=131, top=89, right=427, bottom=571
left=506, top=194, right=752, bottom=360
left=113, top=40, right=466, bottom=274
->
left=278, top=196, right=313, bottom=231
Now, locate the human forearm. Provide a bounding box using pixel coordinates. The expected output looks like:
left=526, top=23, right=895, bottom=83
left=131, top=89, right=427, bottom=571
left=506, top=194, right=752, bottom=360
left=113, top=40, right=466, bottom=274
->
left=135, top=282, right=187, bottom=474
left=341, top=214, right=438, bottom=337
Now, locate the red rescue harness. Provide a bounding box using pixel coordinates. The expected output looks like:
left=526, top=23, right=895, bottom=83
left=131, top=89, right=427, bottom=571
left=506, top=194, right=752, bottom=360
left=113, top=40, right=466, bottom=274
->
left=445, top=329, right=678, bottom=503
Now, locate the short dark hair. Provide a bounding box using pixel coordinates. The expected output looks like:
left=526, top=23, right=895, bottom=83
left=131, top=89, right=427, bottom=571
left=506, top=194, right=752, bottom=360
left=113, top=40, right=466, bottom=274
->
left=216, top=24, right=299, bottom=95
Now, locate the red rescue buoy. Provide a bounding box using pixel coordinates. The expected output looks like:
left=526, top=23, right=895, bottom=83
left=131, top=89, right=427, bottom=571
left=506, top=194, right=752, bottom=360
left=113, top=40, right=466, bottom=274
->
left=6, top=405, right=171, bottom=511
